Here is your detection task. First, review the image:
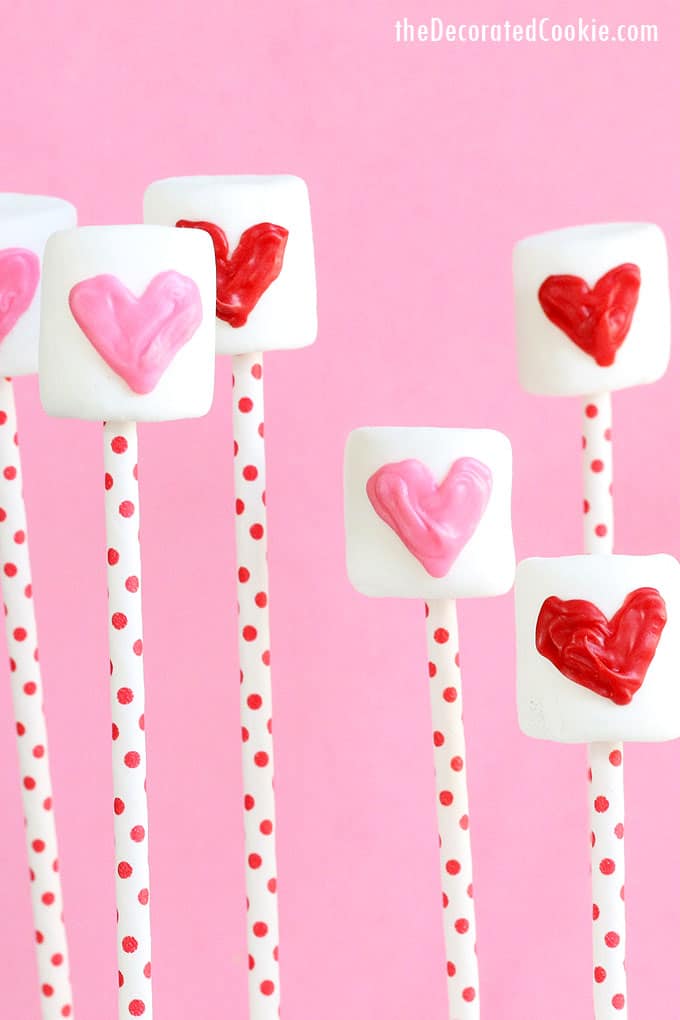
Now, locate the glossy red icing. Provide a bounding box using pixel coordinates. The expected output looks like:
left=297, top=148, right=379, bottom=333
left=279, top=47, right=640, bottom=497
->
left=535, top=587, right=666, bottom=706
left=538, top=263, right=641, bottom=367
left=176, top=220, right=288, bottom=327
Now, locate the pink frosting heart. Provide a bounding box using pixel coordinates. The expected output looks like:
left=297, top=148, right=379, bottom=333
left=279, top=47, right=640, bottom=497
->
left=0, top=248, right=40, bottom=343
left=69, top=271, right=203, bottom=395
left=366, top=457, right=493, bottom=577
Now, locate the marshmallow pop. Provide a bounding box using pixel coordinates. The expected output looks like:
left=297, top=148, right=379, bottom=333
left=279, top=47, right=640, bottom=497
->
left=143, top=175, right=316, bottom=1020
left=0, top=194, right=76, bottom=1020
left=39, top=224, right=216, bottom=1020
left=345, top=427, right=515, bottom=1020
left=513, top=222, right=673, bottom=1019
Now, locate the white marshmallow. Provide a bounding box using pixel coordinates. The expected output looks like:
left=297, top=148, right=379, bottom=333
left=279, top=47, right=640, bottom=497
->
left=39, top=225, right=216, bottom=423
left=516, top=555, right=680, bottom=743
left=143, top=175, right=317, bottom=355
left=0, top=194, right=76, bottom=377
left=513, top=223, right=670, bottom=396
left=344, top=427, right=515, bottom=600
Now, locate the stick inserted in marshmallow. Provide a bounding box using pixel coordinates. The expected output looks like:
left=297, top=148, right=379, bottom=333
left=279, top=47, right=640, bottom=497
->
left=39, top=224, right=216, bottom=1020
left=143, top=174, right=317, bottom=1020
left=345, top=426, right=515, bottom=1020
left=513, top=221, right=673, bottom=1020
left=0, top=193, right=76, bottom=1020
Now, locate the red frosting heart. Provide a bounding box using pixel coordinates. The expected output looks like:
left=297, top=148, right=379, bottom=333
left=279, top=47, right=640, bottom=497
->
left=0, top=248, right=40, bottom=343
left=535, top=588, right=667, bottom=706
left=176, top=220, right=288, bottom=328
left=538, top=263, right=641, bottom=367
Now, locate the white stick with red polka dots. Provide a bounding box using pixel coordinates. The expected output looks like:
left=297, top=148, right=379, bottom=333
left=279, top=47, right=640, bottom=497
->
left=426, top=599, right=479, bottom=1019
left=232, top=353, right=280, bottom=1018
left=0, top=378, right=74, bottom=1020
left=104, top=422, right=152, bottom=1020
left=583, top=394, right=627, bottom=1019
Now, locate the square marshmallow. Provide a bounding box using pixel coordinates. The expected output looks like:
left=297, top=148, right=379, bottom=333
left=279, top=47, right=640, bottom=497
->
left=345, top=427, right=515, bottom=600
left=39, top=225, right=216, bottom=423
left=513, top=223, right=670, bottom=396
left=143, top=175, right=317, bottom=355
left=516, top=555, right=680, bottom=743
left=0, top=194, right=77, bottom=377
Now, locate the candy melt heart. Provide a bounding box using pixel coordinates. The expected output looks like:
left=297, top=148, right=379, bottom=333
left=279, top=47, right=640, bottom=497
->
left=176, top=220, right=288, bottom=328
left=69, top=271, right=203, bottom=395
left=0, top=248, right=40, bottom=343
left=536, top=588, right=666, bottom=705
left=366, top=458, right=492, bottom=578
left=538, top=263, right=641, bottom=367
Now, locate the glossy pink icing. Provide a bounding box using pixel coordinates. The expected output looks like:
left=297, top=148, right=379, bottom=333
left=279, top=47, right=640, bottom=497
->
left=0, top=248, right=40, bottom=343
left=69, top=271, right=203, bottom=395
left=366, top=457, right=492, bottom=577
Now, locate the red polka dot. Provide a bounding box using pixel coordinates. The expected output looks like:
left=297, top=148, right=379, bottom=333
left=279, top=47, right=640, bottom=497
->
left=451, top=756, right=464, bottom=772
left=24, top=776, right=36, bottom=790
left=440, top=791, right=454, bottom=806
left=612, top=994, right=625, bottom=1010
left=32, top=839, right=45, bottom=853
left=13, top=627, right=27, bottom=641
left=130, top=826, right=145, bottom=843
left=254, top=751, right=269, bottom=767
left=433, top=731, right=445, bottom=747
left=23, top=681, right=36, bottom=695
left=446, top=961, right=456, bottom=977
left=583, top=499, right=590, bottom=514
left=253, top=921, right=268, bottom=938
left=108, top=548, right=120, bottom=565
left=609, top=750, right=622, bottom=766
left=243, top=465, right=258, bottom=481
left=260, top=820, right=273, bottom=835
left=247, top=694, right=263, bottom=710
left=124, top=752, right=141, bottom=769
left=250, top=523, right=264, bottom=540
left=605, top=931, right=620, bottom=948
left=4, top=562, right=16, bottom=577
left=138, top=889, right=149, bottom=906
left=114, top=798, right=125, bottom=815
left=262, top=650, right=271, bottom=666
left=585, top=404, right=598, bottom=418
left=255, top=591, right=268, bottom=608
left=36, top=930, right=44, bottom=943
left=600, top=858, right=615, bottom=875
left=144, top=962, right=151, bottom=978
left=236, top=499, right=245, bottom=515
left=249, top=853, right=262, bottom=869
left=454, top=918, right=469, bottom=934
left=122, top=936, right=138, bottom=954
left=261, top=981, right=275, bottom=997
left=3, top=466, right=16, bottom=480
left=133, top=639, right=143, bottom=656
left=61, top=1009, right=72, bottom=1018
left=605, top=428, right=612, bottom=441
left=129, top=1001, right=145, bottom=1016
left=595, top=524, right=608, bottom=538
left=118, top=862, right=133, bottom=879
left=42, top=893, right=55, bottom=906
left=239, top=397, right=254, bottom=413
left=460, top=815, right=469, bottom=831
left=443, top=687, right=458, bottom=703
left=243, top=625, right=257, bottom=642
left=112, top=612, right=128, bottom=630
left=33, top=744, right=44, bottom=758
left=594, top=966, right=606, bottom=983
left=591, top=459, right=604, bottom=473
left=16, top=722, right=25, bottom=736
left=51, top=953, right=63, bottom=966
left=462, top=988, right=476, bottom=1003
left=119, top=501, right=134, bottom=518
left=42, top=984, right=54, bottom=997
left=434, top=628, right=449, bottom=644
left=615, top=823, right=624, bottom=839
left=112, top=723, right=119, bottom=740
left=252, top=363, right=262, bottom=379
left=446, top=860, right=461, bottom=876
left=244, top=794, right=255, bottom=811
left=428, top=661, right=437, bottom=677
left=125, top=576, right=139, bottom=593
left=117, top=687, right=133, bottom=704
left=238, top=567, right=250, bottom=583
left=111, top=436, right=128, bottom=454
left=105, top=472, right=113, bottom=490
left=594, top=796, right=609, bottom=813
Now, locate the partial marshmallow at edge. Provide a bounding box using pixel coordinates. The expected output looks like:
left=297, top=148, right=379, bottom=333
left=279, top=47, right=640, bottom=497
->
left=143, top=175, right=317, bottom=355
left=39, top=225, right=216, bottom=422
left=513, top=222, right=670, bottom=396
left=516, top=554, right=680, bottom=743
left=345, top=427, right=515, bottom=600
left=0, top=194, right=77, bottom=377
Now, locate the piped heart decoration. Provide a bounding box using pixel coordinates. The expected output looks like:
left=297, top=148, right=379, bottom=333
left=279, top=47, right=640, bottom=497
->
left=176, top=219, right=288, bottom=328
left=0, top=248, right=40, bottom=343
left=366, top=457, right=492, bottom=578
left=538, top=263, right=641, bottom=367
left=536, top=587, right=667, bottom=705
left=69, top=271, right=203, bottom=395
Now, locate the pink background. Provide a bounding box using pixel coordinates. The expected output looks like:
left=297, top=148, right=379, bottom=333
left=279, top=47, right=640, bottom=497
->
left=1, top=0, right=679, bottom=1016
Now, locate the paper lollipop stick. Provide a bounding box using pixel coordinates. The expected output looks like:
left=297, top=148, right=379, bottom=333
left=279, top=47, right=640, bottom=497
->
left=144, top=173, right=317, bottom=1018
left=514, top=221, right=672, bottom=1020
left=233, top=352, right=279, bottom=1012
left=583, top=394, right=627, bottom=1016
left=345, top=427, right=515, bottom=1020
left=0, top=379, right=74, bottom=1019
left=0, top=194, right=76, bottom=1019
left=39, top=223, right=216, bottom=1019
left=426, top=599, right=478, bottom=1013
